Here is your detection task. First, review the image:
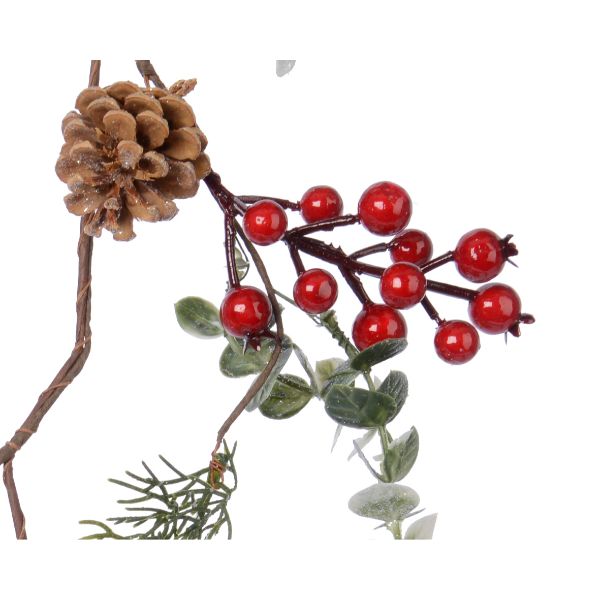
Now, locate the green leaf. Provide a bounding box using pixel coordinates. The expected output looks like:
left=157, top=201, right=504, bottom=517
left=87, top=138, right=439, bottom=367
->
left=174, top=297, right=223, bottom=338
left=247, top=336, right=293, bottom=411
left=319, top=360, right=360, bottom=398
left=348, top=483, right=420, bottom=522
left=404, top=513, right=437, bottom=540
left=234, top=247, right=250, bottom=281
left=377, top=371, right=409, bottom=420
left=324, top=385, right=398, bottom=429
left=382, top=427, right=419, bottom=483
left=350, top=338, right=407, bottom=371
left=315, top=358, right=346, bottom=393
left=259, top=374, right=314, bottom=419
left=219, top=338, right=276, bottom=378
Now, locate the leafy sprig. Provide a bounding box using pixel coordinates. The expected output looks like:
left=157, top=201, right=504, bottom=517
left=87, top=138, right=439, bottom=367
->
left=80, top=441, right=237, bottom=540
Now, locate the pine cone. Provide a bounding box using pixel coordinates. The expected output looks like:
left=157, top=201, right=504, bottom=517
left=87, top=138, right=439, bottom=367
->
left=56, top=81, right=211, bottom=241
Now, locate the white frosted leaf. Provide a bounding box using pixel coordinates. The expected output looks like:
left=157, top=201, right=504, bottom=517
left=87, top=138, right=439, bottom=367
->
left=404, top=513, right=437, bottom=540
left=348, top=483, right=419, bottom=522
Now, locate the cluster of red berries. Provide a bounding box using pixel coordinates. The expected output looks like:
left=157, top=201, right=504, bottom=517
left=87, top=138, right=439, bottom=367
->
left=218, top=181, right=533, bottom=365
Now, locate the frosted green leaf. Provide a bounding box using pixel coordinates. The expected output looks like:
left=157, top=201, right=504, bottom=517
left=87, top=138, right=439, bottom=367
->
left=348, top=483, right=420, bottom=522
left=404, top=513, right=437, bottom=540
left=349, top=338, right=407, bottom=371
left=382, top=427, right=419, bottom=483
left=174, top=296, right=223, bottom=338
left=259, top=374, right=313, bottom=419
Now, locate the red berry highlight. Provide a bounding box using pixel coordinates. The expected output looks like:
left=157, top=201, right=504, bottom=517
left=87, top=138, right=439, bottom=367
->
left=434, top=320, right=480, bottom=364
left=379, top=262, right=426, bottom=309
left=299, top=186, right=344, bottom=223
left=468, top=283, right=521, bottom=334
left=454, top=228, right=505, bottom=283
left=358, top=181, right=412, bottom=236
left=220, top=286, right=272, bottom=338
left=293, top=268, right=338, bottom=314
left=242, top=200, right=288, bottom=246
left=352, top=303, right=407, bottom=351
left=389, top=229, right=433, bottom=266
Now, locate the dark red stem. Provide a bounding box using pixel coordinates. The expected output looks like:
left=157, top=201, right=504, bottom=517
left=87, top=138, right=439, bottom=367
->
left=426, top=279, right=477, bottom=301
left=286, top=214, right=360, bottom=237
left=338, top=266, right=372, bottom=306
left=287, top=243, right=305, bottom=276
left=421, top=251, right=455, bottom=274
left=420, top=295, right=444, bottom=325
left=349, top=242, right=389, bottom=260
left=237, top=195, right=300, bottom=211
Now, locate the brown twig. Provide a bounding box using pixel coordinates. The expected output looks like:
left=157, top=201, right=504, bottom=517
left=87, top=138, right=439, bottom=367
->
left=136, top=60, right=167, bottom=90
left=204, top=175, right=285, bottom=460
left=3, top=460, right=26, bottom=539
left=0, top=63, right=97, bottom=538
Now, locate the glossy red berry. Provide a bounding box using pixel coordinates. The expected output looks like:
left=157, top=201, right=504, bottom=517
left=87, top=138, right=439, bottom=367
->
left=220, top=286, right=272, bottom=338
left=299, top=186, right=344, bottom=223
left=468, top=283, right=521, bottom=334
left=293, top=268, right=338, bottom=314
left=358, top=181, right=412, bottom=236
left=352, top=303, right=407, bottom=351
left=379, top=262, right=426, bottom=309
left=389, top=229, right=433, bottom=266
left=434, top=320, right=480, bottom=364
left=242, top=200, right=288, bottom=246
left=454, top=228, right=505, bottom=283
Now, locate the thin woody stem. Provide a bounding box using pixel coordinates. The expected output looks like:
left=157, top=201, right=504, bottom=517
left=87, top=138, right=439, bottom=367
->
left=203, top=173, right=285, bottom=460
left=426, top=279, right=477, bottom=301
left=1, top=63, right=97, bottom=539
left=135, top=60, right=167, bottom=89
left=349, top=242, right=389, bottom=260
left=3, top=461, right=26, bottom=539
left=420, top=295, right=444, bottom=325
left=286, top=214, right=359, bottom=237
left=339, top=266, right=372, bottom=306
left=224, top=212, right=240, bottom=289
left=237, top=195, right=300, bottom=211
left=421, top=251, right=454, bottom=274
left=287, top=242, right=305, bottom=276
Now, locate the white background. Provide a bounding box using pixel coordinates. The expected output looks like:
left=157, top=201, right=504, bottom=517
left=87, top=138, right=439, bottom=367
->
left=1, top=1, right=599, bottom=598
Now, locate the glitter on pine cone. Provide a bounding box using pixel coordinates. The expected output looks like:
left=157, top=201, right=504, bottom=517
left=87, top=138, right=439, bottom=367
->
left=56, top=80, right=211, bottom=241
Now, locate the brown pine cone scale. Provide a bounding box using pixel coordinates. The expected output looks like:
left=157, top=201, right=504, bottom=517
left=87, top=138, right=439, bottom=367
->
left=56, top=81, right=211, bottom=241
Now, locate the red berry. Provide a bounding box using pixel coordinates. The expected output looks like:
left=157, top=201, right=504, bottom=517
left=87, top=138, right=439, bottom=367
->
left=379, top=262, right=426, bottom=309
left=352, top=303, right=407, bottom=351
left=220, top=286, right=272, bottom=338
left=389, top=229, right=433, bottom=266
left=293, top=268, right=338, bottom=314
left=299, top=186, right=344, bottom=223
left=434, top=320, right=480, bottom=364
left=358, top=181, right=412, bottom=236
left=242, top=200, right=288, bottom=245
left=454, top=228, right=505, bottom=283
left=468, top=283, right=521, bottom=334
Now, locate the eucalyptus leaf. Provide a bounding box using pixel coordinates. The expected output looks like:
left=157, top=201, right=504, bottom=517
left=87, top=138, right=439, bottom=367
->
left=315, top=358, right=346, bottom=393
left=174, top=297, right=223, bottom=339
left=219, top=338, right=277, bottom=378
left=246, top=336, right=293, bottom=411
left=325, top=385, right=398, bottom=429
left=377, top=371, right=409, bottom=418
left=319, top=361, right=360, bottom=398
left=349, top=338, right=407, bottom=371
left=382, top=427, right=419, bottom=483
left=348, top=483, right=420, bottom=522
left=259, top=374, right=314, bottom=419
left=404, top=513, right=437, bottom=540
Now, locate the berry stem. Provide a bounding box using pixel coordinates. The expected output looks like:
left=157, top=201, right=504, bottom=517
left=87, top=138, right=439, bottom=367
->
left=237, top=195, right=300, bottom=211
left=338, top=266, right=372, bottom=306
left=349, top=242, right=389, bottom=260
left=426, top=279, right=477, bottom=301
left=286, top=214, right=360, bottom=237
left=420, top=295, right=444, bottom=325
left=286, top=242, right=306, bottom=276
left=421, top=251, right=455, bottom=274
